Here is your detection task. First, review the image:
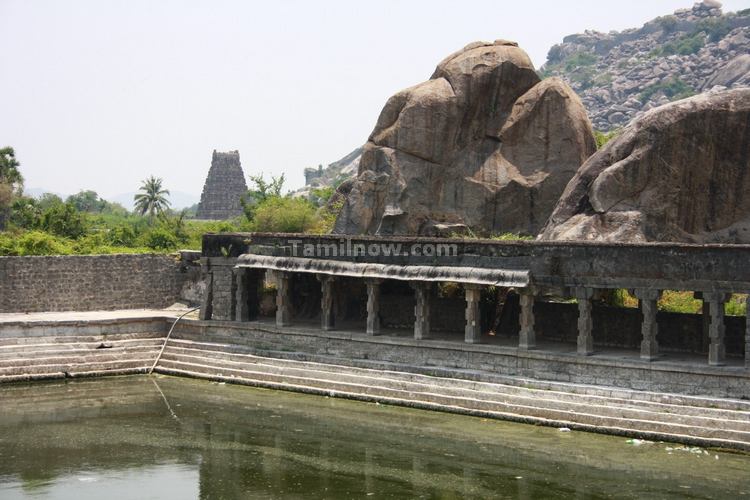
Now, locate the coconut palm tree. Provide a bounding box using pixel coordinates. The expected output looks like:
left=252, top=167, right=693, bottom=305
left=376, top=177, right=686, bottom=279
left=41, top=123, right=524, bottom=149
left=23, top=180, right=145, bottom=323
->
left=133, top=176, right=170, bottom=217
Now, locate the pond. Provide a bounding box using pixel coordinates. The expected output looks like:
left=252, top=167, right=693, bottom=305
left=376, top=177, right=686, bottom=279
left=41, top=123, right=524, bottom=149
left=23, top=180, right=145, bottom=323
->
left=0, top=376, right=748, bottom=499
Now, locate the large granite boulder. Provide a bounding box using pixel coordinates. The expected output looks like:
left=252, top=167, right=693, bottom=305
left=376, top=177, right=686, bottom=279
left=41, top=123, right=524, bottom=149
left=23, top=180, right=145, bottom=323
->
left=539, top=88, right=750, bottom=243
left=334, top=40, right=596, bottom=236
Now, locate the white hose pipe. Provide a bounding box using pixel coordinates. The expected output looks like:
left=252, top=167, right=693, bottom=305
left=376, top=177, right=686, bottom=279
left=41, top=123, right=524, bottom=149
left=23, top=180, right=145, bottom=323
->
left=149, top=306, right=200, bottom=375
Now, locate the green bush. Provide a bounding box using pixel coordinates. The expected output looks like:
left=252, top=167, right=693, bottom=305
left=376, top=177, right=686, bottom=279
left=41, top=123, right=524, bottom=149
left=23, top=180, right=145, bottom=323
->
left=140, top=228, right=179, bottom=250
left=640, top=77, right=694, bottom=103
left=653, top=33, right=705, bottom=57
left=310, top=186, right=334, bottom=207
left=0, top=232, right=16, bottom=255
left=105, top=224, right=139, bottom=246
left=41, top=202, right=88, bottom=239
left=564, top=52, right=597, bottom=72
left=13, top=231, right=73, bottom=256
left=594, top=130, right=620, bottom=149
left=251, top=197, right=319, bottom=233
left=658, top=15, right=678, bottom=33
left=725, top=294, right=747, bottom=316
left=697, top=18, right=731, bottom=43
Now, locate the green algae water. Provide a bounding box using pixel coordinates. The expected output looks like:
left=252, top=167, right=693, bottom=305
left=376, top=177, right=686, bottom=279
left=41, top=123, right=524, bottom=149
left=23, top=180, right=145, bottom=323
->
left=0, top=376, right=749, bottom=499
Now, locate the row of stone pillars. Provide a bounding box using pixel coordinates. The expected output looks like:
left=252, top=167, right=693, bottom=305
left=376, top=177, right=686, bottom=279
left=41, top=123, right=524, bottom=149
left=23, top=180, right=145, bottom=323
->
left=263, top=271, right=540, bottom=348
left=574, top=287, right=748, bottom=367
left=238, top=268, right=749, bottom=368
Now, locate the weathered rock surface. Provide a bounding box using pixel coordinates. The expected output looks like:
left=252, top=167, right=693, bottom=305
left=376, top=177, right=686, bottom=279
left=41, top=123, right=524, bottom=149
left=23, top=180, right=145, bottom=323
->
left=539, top=88, right=750, bottom=243
left=334, top=41, right=595, bottom=236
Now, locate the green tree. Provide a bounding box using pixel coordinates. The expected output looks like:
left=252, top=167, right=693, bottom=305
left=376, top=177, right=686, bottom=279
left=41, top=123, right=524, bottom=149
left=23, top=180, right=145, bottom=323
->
left=41, top=201, right=88, bottom=239
left=133, top=176, right=171, bottom=218
left=10, top=197, right=42, bottom=229
left=0, top=147, right=23, bottom=189
left=0, top=147, right=23, bottom=230
left=67, top=190, right=106, bottom=212
left=241, top=173, right=285, bottom=220
left=248, top=173, right=285, bottom=203
left=37, top=193, right=63, bottom=210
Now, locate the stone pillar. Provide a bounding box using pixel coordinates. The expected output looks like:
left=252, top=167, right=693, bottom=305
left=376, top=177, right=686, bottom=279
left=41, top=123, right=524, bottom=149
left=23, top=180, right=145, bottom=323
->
left=575, top=287, right=595, bottom=356
left=704, top=292, right=727, bottom=366
left=635, top=289, right=660, bottom=361
left=518, top=288, right=536, bottom=350
left=234, top=268, right=249, bottom=322
left=199, top=272, right=213, bottom=320
left=275, top=272, right=292, bottom=327
left=695, top=292, right=711, bottom=353
left=365, top=279, right=382, bottom=336
left=319, top=275, right=336, bottom=331
left=412, top=282, right=432, bottom=340
left=464, top=284, right=482, bottom=344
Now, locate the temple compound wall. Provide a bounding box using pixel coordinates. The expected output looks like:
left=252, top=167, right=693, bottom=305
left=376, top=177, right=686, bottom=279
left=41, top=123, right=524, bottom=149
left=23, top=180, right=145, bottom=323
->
left=196, top=233, right=750, bottom=398
left=0, top=252, right=202, bottom=313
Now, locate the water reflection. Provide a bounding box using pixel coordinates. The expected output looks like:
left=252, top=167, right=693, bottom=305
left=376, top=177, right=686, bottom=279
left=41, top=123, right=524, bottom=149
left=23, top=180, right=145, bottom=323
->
left=0, top=375, right=748, bottom=499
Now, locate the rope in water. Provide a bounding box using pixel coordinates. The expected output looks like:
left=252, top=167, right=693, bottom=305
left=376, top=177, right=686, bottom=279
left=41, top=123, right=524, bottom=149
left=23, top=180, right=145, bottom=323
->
left=149, top=306, right=200, bottom=375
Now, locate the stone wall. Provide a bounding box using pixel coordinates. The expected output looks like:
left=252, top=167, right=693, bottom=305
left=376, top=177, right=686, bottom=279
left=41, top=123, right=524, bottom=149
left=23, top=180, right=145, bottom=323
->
left=0, top=253, right=202, bottom=313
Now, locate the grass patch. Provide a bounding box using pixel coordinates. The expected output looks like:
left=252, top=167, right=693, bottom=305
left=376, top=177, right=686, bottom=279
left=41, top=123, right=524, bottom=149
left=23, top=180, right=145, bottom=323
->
left=489, top=233, right=535, bottom=241
left=594, top=129, right=620, bottom=149
left=640, top=77, right=695, bottom=103
left=564, top=52, right=598, bottom=72
left=651, top=32, right=705, bottom=57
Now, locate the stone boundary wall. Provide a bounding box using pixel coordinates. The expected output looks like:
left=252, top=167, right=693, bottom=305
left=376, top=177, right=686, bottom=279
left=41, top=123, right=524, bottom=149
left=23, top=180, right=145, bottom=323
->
left=0, top=253, right=202, bottom=313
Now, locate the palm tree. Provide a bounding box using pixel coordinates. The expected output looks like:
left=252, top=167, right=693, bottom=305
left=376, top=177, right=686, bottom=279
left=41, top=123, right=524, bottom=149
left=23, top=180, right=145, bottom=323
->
left=133, top=176, right=170, bottom=217
left=0, top=147, right=23, bottom=190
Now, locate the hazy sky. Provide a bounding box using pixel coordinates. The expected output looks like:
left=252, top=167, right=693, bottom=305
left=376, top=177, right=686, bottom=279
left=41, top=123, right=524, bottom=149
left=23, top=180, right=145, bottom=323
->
left=2, top=0, right=749, bottom=203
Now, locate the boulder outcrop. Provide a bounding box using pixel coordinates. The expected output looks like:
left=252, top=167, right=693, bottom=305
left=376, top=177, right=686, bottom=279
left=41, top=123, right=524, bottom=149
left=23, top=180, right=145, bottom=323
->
left=539, top=88, right=750, bottom=243
left=334, top=40, right=595, bottom=236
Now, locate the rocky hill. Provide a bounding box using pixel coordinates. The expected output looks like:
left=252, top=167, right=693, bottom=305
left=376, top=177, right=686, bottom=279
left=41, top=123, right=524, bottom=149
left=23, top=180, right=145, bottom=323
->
left=542, top=0, right=750, bottom=131
left=295, top=146, right=362, bottom=198
left=299, top=1, right=750, bottom=200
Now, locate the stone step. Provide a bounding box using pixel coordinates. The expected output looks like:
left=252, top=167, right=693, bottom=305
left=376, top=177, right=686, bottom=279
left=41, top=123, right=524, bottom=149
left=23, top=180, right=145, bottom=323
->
left=0, top=367, right=149, bottom=384
left=0, top=349, right=160, bottom=370
left=155, top=359, right=750, bottom=450
left=155, top=354, right=750, bottom=445
left=158, top=348, right=750, bottom=430
left=163, top=340, right=750, bottom=418
left=0, top=357, right=154, bottom=378
left=0, top=343, right=161, bottom=361
left=0, top=332, right=164, bottom=348
left=166, top=336, right=750, bottom=412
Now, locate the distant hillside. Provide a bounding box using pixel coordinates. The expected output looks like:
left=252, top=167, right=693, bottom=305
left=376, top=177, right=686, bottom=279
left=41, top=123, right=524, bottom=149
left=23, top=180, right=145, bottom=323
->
left=541, top=0, right=750, bottom=130
left=111, top=190, right=199, bottom=211
left=293, top=146, right=363, bottom=198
